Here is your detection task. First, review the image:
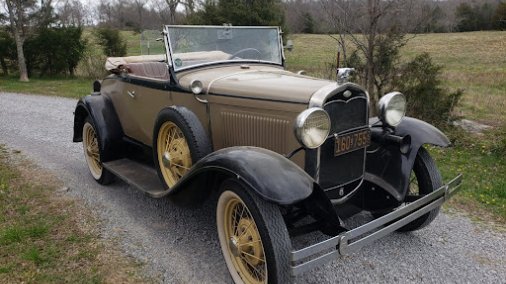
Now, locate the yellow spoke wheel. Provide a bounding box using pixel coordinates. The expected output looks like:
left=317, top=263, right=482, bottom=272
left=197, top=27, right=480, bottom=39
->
left=156, top=121, right=192, bottom=187
left=217, top=180, right=292, bottom=284
left=83, top=121, right=103, bottom=180
left=222, top=191, right=267, bottom=283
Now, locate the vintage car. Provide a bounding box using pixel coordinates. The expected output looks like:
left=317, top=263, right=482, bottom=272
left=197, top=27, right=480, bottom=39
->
left=73, top=25, right=462, bottom=283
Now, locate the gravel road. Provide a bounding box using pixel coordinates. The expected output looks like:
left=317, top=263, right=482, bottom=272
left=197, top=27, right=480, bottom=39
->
left=0, top=92, right=505, bottom=284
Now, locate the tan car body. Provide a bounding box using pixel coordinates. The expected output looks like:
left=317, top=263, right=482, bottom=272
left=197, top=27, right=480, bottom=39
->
left=103, top=63, right=334, bottom=168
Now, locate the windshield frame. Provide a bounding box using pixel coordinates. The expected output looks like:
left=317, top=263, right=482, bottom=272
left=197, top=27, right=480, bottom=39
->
left=164, top=25, right=284, bottom=72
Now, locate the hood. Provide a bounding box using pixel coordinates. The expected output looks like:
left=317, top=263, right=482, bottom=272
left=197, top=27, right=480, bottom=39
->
left=178, top=65, right=333, bottom=104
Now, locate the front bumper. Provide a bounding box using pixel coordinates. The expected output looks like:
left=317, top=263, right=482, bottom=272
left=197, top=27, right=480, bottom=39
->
left=291, top=174, right=463, bottom=275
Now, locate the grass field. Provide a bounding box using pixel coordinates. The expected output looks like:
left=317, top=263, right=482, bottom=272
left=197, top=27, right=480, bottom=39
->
left=0, top=145, right=150, bottom=283
left=286, top=32, right=506, bottom=125
left=0, top=31, right=505, bottom=220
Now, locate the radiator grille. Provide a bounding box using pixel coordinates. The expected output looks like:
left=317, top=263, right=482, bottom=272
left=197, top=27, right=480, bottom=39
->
left=221, top=112, right=289, bottom=153
left=318, top=93, right=368, bottom=190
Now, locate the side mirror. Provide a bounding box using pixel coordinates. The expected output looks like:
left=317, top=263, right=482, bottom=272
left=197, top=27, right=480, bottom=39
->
left=284, top=40, right=294, bottom=52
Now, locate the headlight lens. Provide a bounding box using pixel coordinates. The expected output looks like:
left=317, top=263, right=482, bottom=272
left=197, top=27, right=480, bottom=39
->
left=294, top=108, right=331, bottom=149
left=190, top=80, right=203, bottom=94
left=378, top=92, right=406, bottom=127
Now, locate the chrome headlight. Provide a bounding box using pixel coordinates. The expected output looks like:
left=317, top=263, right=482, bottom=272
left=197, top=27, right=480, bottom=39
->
left=378, top=92, right=406, bottom=127
left=190, top=80, right=203, bottom=95
left=294, top=108, right=331, bottom=149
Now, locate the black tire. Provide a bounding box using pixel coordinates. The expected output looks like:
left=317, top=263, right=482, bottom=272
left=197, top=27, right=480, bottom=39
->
left=82, top=117, right=114, bottom=185
left=153, top=106, right=212, bottom=189
left=216, top=179, right=292, bottom=284
left=397, top=146, right=443, bottom=232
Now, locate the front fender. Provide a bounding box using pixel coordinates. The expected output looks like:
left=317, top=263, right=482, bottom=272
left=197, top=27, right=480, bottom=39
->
left=170, top=147, right=314, bottom=206
left=365, top=117, right=450, bottom=202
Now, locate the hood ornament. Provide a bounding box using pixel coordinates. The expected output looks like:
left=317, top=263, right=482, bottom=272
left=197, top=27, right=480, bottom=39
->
left=337, top=68, right=355, bottom=84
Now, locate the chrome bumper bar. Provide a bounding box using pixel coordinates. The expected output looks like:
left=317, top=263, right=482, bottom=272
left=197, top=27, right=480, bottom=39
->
left=291, top=174, right=463, bottom=276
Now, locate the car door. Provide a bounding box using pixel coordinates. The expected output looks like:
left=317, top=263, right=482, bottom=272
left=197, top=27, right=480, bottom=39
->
left=119, top=76, right=173, bottom=146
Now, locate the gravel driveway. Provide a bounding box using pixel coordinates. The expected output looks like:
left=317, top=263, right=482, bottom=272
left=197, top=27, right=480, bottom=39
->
left=0, top=92, right=504, bottom=283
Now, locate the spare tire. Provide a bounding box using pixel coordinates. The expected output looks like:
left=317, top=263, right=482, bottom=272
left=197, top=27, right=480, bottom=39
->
left=153, top=106, right=212, bottom=190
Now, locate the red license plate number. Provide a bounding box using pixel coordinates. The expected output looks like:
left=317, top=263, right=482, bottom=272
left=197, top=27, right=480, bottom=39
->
left=334, top=129, right=371, bottom=156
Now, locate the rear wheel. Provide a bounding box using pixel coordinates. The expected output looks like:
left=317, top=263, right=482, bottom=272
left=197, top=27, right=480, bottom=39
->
left=82, top=117, right=114, bottom=184
left=216, top=179, right=291, bottom=284
left=397, top=146, right=443, bottom=232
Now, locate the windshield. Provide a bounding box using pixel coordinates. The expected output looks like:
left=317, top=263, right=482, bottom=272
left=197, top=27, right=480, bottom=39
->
left=166, top=26, right=282, bottom=71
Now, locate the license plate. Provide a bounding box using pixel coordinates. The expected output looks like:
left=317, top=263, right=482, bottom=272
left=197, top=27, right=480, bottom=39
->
left=334, top=128, right=371, bottom=156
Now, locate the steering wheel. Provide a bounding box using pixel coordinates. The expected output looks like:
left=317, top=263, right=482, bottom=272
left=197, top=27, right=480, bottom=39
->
left=228, top=48, right=262, bottom=60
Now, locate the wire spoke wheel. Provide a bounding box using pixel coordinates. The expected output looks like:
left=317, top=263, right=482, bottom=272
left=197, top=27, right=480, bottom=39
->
left=220, top=191, right=267, bottom=284
left=83, top=121, right=103, bottom=179
left=157, top=121, right=192, bottom=187
left=217, top=179, right=291, bottom=284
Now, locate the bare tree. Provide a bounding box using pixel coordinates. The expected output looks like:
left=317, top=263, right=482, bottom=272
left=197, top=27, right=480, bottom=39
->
left=165, top=0, right=180, bottom=24
left=5, top=0, right=34, bottom=81
left=321, top=0, right=429, bottom=109
left=133, top=0, right=146, bottom=29
left=58, top=0, right=87, bottom=27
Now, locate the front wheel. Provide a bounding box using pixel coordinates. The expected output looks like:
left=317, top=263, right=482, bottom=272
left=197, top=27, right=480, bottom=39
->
left=397, top=146, right=443, bottom=232
left=216, top=179, right=291, bottom=284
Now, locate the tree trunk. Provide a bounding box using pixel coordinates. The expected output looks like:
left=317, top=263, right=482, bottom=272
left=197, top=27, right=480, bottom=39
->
left=13, top=30, right=29, bottom=81
left=6, top=0, right=29, bottom=82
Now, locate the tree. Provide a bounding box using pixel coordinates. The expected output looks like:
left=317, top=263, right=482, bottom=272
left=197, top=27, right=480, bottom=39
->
left=302, top=12, right=315, bottom=34
left=5, top=0, right=36, bottom=81
left=58, top=0, right=87, bottom=27
left=95, top=27, right=127, bottom=57
left=455, top=2, right=497, bottom=32
left=493, top=2, right=506, bottom=30
left=165, top=0, right=181, bottom=24
left=190, top=0, right=286, bottom=29
left=0, top=29, right=16, bottom=75
left=391, top=53, right=462, bottom=126
left=321, top=0, right=427, bottom=111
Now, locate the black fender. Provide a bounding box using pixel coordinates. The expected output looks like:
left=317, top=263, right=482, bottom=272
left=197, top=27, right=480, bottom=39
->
left=364, top=117, right=449, bottom=203
left=170, top=146, right=314, bottom=205
left=168, top=146, right=341, bottom=232
left=73, top=94, right=124, bottom=161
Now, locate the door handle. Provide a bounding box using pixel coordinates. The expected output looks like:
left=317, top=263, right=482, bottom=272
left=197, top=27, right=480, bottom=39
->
left=127, top=90, right=136, bottom=99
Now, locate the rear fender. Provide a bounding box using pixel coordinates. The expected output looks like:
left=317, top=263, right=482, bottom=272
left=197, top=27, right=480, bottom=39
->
left=365, top=117, right=449, bottom=203
left=73, top=94, right=123, bottom=161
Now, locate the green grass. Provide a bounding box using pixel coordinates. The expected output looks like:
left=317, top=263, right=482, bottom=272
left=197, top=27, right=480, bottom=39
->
left=430, top=139, right=506, bottom=220
left=0, top=145, right=150, bottom=283
left=285, top=31, right=506, bottom=126
left=0, top=76, right=92, bottom=99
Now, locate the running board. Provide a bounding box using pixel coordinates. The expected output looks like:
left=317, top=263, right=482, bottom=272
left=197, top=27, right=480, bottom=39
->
left=103, top=159, right=167, bottom=198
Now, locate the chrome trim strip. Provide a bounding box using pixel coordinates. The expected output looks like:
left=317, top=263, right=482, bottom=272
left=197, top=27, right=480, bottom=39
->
left=309, top=82, right=369, bottom=108
left=290, top=174, right=463, bottom=276
left=174, top=60, right=283, bottom=72
left=291, top=250, right=339, bottom=275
